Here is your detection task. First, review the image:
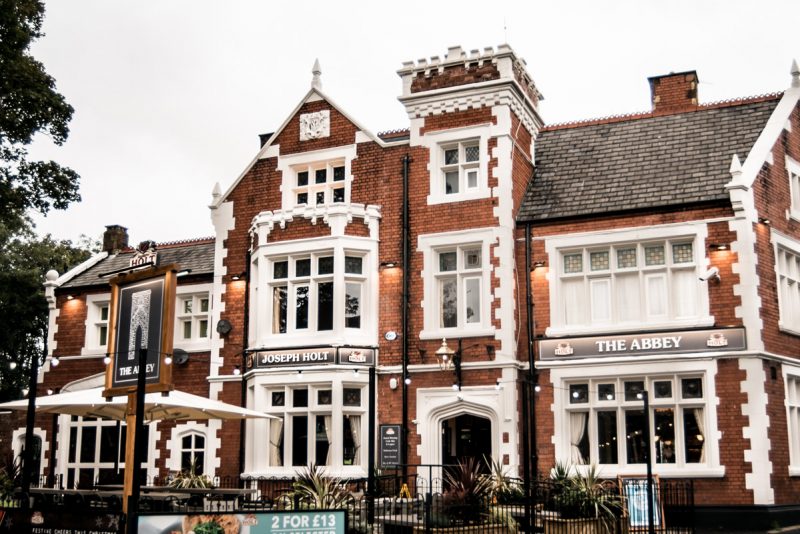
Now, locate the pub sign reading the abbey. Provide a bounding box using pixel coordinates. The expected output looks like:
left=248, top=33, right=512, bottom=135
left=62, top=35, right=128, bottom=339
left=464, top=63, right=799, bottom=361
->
left=104, top=264, right=178, bottom=396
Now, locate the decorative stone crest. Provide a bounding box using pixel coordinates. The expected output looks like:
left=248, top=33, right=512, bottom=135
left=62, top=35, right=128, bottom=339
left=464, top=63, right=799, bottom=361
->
left=300, top=110, right=330, bottom=141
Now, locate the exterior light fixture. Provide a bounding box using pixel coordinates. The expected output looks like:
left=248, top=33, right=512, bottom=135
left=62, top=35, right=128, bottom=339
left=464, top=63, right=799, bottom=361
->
left=353, top=369, right=360, bottom=376
left=47, top=389, right=53, bottom=395
left=533, top=260, right=546, bottom=269
left=380, top=261, right=398, bottom=268
left=164, top=355, right=173, bottom=365
left=103, top=354, right=111, bottom=365
left=50, top=356, right=60, bottom=367
left=709, top=243, right=728, bottom=251
left=451, top=383, right=460, bottom=392
left=231, top=272, right=246, bottom=281
left=404, top=376, right=412, bottom=386
left=435, top=339, right=456, bottom=371
left=758, top=217, right=771, bottom=225
left=495, top=378, right=502, bottom=390
left=66, top=295, right=75, bottom=300
left=233, top=366, right=241, bottom=376
left=389, top=377, right=398, bottom=390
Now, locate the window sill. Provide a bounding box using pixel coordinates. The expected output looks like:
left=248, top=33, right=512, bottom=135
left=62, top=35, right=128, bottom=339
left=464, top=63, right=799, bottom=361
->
left=174, top=340, right=212, bottom=353
left=789, top=466, right=800, bottom=477
left=571, top=464, right=725, bottom=479
left=244, top=466, right=368, bottom=479
left=427, top=188, right=490, bottom=206
left=779, top=324, right=800, bottom=338
left=81, top=347, right=108, bottom=356
left=545, top=316, right=715, bottom=338
left=420, top=327, right=495, bottom=341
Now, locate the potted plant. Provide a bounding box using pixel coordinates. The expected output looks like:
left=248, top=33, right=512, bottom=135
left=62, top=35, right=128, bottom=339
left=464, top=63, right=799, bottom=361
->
left=483, top=456, right=524, bottom=504
left=281, top=464, right=354, bottom=510
left=0, top=453, right=21, bottom=506
left=168, top=459, right=214, bottom=489
left=544, top=464, right=624, bottom=534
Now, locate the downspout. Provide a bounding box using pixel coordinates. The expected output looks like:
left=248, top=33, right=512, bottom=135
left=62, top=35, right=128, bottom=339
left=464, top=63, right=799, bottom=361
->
left=238, top=247, right=251, bottom=476
left=524, top=222, right=539, bottom=522
left=401, top=154, right=411, bottom=481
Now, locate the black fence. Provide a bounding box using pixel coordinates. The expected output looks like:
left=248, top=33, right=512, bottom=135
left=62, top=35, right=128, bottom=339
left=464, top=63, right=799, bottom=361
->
left=14, top=470, right=694, bottom=534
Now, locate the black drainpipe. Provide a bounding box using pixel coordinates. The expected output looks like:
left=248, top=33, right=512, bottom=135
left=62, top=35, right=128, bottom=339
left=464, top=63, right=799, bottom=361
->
left=524, top=222, right=539, bottom=510
left=238, top=246, right=252, bottom=477
left=401, top=154, right=411, bottom=481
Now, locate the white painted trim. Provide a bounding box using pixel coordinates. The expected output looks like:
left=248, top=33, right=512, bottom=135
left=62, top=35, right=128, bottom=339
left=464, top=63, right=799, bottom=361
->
left=727, top=88, right=800, bottom=192
left=769, top=230, right=800, bottom=336
left=164, top=421, right=219, bottom=476
left=782, top=363, right=800, bottom=473
left=739, top=358, right=774, bottom=504
left=276, top=144, right=358, bottom=211
left=549, top=359, right=723, bottom=479
left=55, top=252, right=109, bottom=287
left=209, top=200, right=235, bottom=399
left=786, top=156, right=800, bottom=220
left=174, top=283, right=213, bottom=353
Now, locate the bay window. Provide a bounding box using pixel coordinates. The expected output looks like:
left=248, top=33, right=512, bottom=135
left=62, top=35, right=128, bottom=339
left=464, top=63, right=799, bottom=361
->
left=262, top=381, right=366, bottom=473
left=565, top=375, right=708, bottom=470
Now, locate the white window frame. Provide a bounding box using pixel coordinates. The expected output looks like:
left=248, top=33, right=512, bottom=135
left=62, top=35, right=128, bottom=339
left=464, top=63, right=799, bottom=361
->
left=243, top=370, right=368, bottom=478
left=551, top=360, right=724, bottom=478
left=787, top=156, right=800, bottom=221
left=165, top=422, right=217, bottom=476
left=250, top=237, right=378, bottom=349
left=292, top=159, right=347, bottom=208
left=418, top=229, right=495, bottom=340
left=784, top=366, right=800, bottom=476
left=82, top=293, right=111, bottom=355
left=422, top=125, right=491, bottom=205
left=773, top=231, right=800, bottom=336
left=277, top=145, right=356, bottom=212
left=545, top=224, right=713, bottom=337
left=174, top=284, right=212, bottom=352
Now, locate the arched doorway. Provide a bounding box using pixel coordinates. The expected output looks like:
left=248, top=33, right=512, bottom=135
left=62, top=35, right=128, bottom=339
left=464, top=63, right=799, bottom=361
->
left=441, top=414, right=492, bottom=466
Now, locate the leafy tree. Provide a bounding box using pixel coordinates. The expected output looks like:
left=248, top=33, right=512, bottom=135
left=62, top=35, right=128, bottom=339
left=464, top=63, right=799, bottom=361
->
left=0, top=0, right=80, bottom=237
left=0, top=232, right=97, bottom=402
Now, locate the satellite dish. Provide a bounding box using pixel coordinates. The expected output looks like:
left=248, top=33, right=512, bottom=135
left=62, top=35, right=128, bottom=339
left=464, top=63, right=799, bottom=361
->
left=173, top=348, right=189, bottom=365
left=216, top=319, right=232, bottom=335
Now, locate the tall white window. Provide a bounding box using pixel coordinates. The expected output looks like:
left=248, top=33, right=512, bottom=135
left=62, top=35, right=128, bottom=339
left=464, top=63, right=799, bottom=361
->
left=564, top=375, right=707, bottom=470
left=788, top=157, right=800, bottom=219
left=787, top=374, right=800, bottom=472
left=63, top=416, right=148, bottom=488
left=548, top=229, right=712, bottom=336
left=441, top=141, right=480, bottom=195
left=83, top=295, right=111, bottom=355
left=176, top=294, right=210, bottom=341
left=776, top=244, right=800, bottom=334
left=292, top=160, right=347, bottom=207
left=419, top=230, right=494, bottom=339
left=264, top=383, right=365, bottom=472
left=267, top=253, right=366, bottom=336
left=180, top=432, right=206, bottom=472
left=436, top=246, right=483, bottom=329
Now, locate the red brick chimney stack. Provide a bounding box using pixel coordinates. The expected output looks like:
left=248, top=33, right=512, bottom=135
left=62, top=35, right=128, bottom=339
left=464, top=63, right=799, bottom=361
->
left=648, top=70, right=699, bottom=113
left=102, top=225, right=129, bottom=253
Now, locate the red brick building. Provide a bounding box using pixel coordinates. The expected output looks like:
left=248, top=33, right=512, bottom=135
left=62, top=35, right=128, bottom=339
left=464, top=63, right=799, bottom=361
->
left=7, top=45, right=800, bottom=529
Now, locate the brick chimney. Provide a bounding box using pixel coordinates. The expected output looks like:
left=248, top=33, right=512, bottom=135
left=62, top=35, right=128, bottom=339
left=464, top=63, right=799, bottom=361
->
left=102, top=225, right=129, bottom=253
left=648, top=71, right=699, bottom=113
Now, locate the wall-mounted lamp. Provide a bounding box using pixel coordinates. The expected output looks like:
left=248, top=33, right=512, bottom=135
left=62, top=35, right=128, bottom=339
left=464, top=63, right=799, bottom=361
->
left=534, top=384, right=541, bottom=393
left=66, top=295, right=74, bottom=300
left=495, top=378, right=502, bottom=390
left=533, top=260, right=546, bottom=269
left=758, top=217, right=771, bottom=225
left=389, top=377, right=398, bottom=390
left=380, top=261, right=398, bottom=269
left=230, top=272, right=246, bottom=281
left=50, top=356, right=59, bottom=367
left=233, top=365, right=241, bottom=376
left=709, top=243, right=729, bottom=251
left=435, top=339, right=456, bottom=371
left=404, top=376, right=412, bottom=386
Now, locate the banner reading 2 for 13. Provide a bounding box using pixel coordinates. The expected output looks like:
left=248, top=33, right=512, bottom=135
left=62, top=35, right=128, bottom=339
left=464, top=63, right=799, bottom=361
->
left=262, top=511, right=345, bottom=533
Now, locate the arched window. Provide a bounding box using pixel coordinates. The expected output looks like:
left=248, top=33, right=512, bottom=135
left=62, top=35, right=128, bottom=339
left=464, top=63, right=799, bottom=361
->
left=180, top=432, right=205, bottom=473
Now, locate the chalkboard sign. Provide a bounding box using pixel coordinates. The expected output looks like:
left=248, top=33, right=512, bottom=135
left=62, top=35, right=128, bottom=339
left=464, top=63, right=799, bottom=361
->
left=380, top=424, right=403, bottom=467
left=619, top=476, right=663, bottom=531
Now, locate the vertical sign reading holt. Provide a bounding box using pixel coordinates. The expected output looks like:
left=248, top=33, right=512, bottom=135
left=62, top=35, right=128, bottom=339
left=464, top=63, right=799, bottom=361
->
left=104, top=263, right=177, bottom=397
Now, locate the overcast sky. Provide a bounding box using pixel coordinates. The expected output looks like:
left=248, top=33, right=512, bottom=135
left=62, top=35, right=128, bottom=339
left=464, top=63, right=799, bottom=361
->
left=27, top=0, right=800, bottom=249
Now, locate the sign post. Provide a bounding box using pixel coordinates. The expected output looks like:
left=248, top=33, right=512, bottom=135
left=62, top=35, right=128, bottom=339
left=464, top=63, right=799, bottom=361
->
left=102, top=262, right=177, bottom=533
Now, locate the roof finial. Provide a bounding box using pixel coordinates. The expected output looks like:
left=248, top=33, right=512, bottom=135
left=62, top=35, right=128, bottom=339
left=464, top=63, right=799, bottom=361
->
left=312, top=58, right=322, bottom=90
left=791, top=59, right=799, bottom=88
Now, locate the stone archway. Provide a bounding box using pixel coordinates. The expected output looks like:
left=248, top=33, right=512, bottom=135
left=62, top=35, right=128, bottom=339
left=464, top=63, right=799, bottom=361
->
left=441, top=413, right=492, bottom=467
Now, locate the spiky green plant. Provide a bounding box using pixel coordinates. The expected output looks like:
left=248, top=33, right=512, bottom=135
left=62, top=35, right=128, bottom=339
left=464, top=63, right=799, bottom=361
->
left=483, top=456, right=523, bottom=504
left=553, top=464, right=623, bottom=532
left=284, top=464, right=354, bottom=510
left=168, top=459, right=214, bottom=489
left=442, top=458, right=494, bottom=524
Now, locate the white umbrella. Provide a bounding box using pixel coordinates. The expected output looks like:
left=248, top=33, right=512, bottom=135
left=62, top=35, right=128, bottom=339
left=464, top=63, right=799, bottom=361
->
left=0, top=387, right=274, bottom=421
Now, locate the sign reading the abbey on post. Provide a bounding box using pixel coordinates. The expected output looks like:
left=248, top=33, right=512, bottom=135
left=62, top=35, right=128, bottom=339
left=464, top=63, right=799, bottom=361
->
left=539, top=327, right=746, bottom=360
left=104, top=264, right=177, bottom=397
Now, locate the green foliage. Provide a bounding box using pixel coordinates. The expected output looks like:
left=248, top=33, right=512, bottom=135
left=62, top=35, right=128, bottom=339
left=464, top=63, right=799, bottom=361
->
left=282, top=464, right=354, bottom=510
left=0, top=232, right=94, bottom=402
left=0, top=0, right=80, bottom=236
left=168, top=459, right=214, bottom=489
left=0, top=451, right=22, bottom=500
left=483, top=456, right=524, bottom=504
left=442, top=458, right=493, bottom=525
left=550, top=463, right=624, bottom=530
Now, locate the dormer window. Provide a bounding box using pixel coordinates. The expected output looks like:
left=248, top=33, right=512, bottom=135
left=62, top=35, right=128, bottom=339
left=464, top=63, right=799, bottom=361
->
left=293, top=161, right=346, bottom=207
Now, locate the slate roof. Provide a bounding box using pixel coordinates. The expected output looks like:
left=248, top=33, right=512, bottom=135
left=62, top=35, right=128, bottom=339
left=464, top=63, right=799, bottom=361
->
left=517, top=97, right=781, bottom=222
left=60, top=239, right=215, bottom=289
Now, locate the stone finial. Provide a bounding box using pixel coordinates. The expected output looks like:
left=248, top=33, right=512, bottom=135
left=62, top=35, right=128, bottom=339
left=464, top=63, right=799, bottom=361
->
left=791, top=59, right=800, bottom=88
left=729, top=154, right=743, bottom=176
left=312, top=58, right=322, bottom=90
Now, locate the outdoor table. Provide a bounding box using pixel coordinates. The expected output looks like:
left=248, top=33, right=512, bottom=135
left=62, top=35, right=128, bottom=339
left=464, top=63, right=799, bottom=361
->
left=29, top=487, right=123, bottom=508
